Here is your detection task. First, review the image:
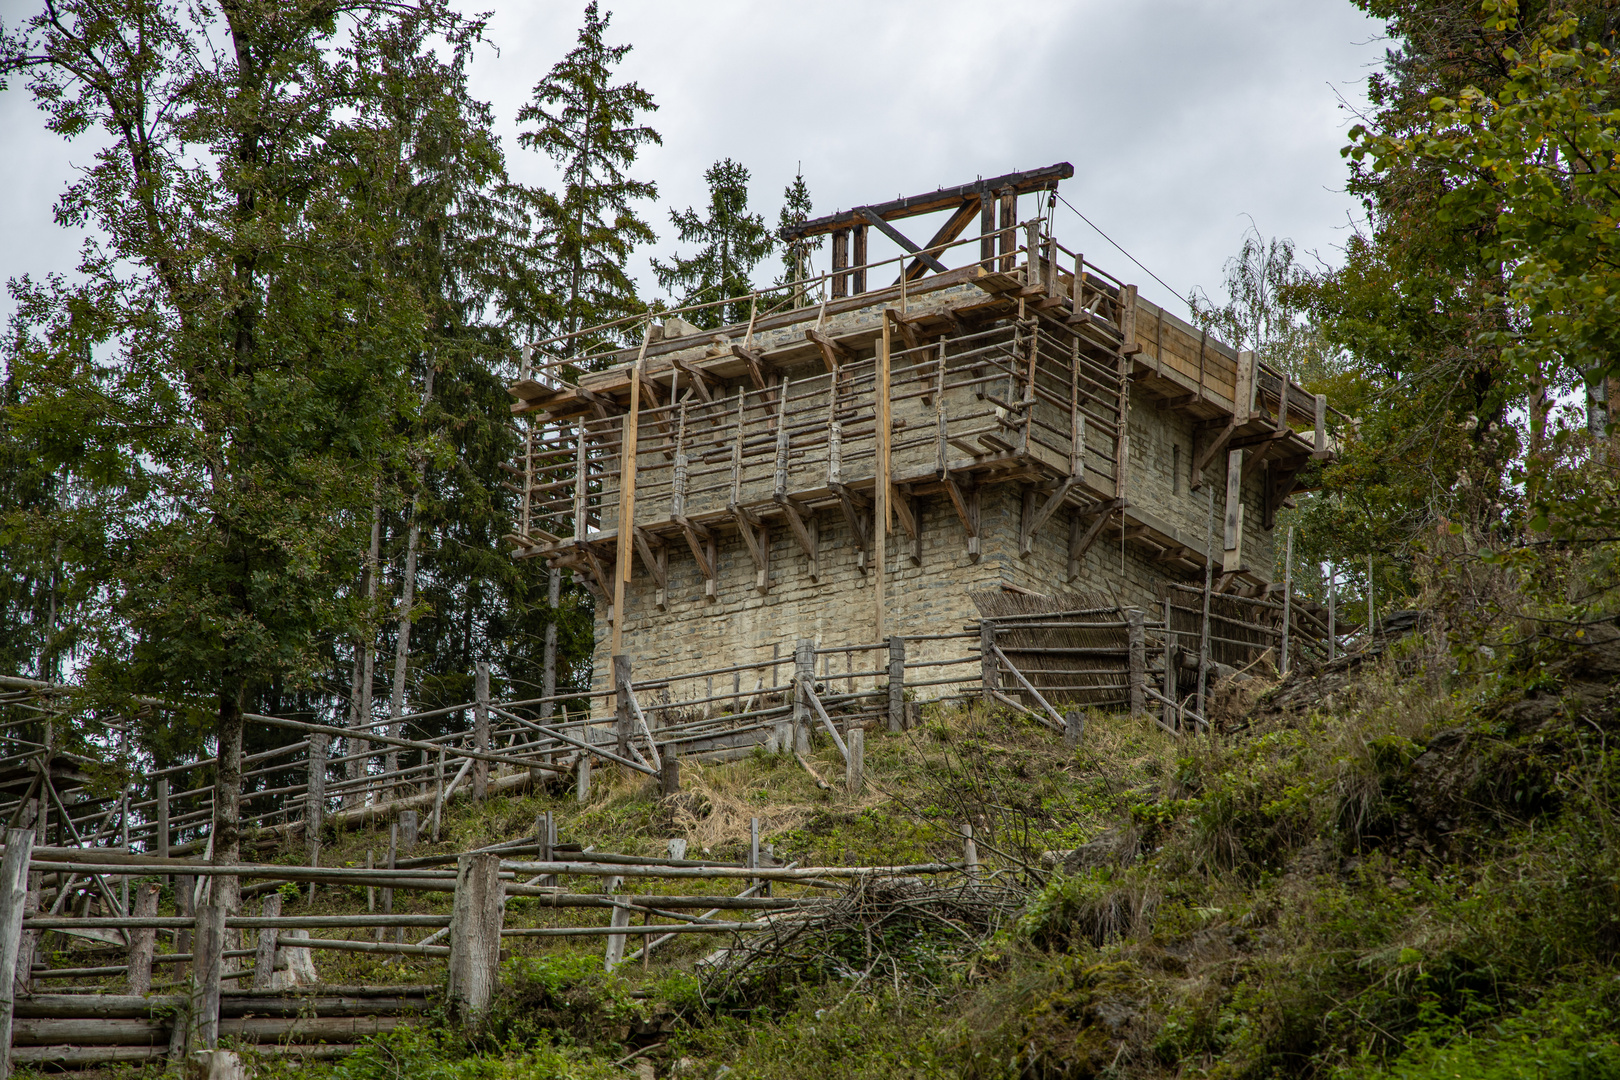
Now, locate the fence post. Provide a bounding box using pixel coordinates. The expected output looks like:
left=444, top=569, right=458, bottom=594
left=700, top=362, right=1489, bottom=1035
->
left=887, top=636, right=906, bottom=732
left=603, top=876, right=630, bottom=972
left=189, top=900, right=225, bottom=1050
left=127, top=881, right=160, bottom=995
left=979, top=621, right=998, bottom=702
left=156, top=777, right=170, bottom=863
left=847, top=727, right=865, bottom=794
left=433, top=747, right=445, bottom=842
left=538, top=811, right=557, bottom=889
left=251, top=893, right=281, bottom=992
left=1328, top=563, right=1338, bottom=661
left=613, top=655, right=633, bottom=765
left=1280, top=526, right=1294, bottom=675
left=793, top=639, right=815, bottom=756
left=448, top=852, right=504, bottom=1017
left=399, top=809, right=419, bottom=855
left=962, top=823, right=979, bottom=879
left=474, top=663, right=490, bottom=801
left=305, top=732, right=327, bottom=859
left=1063, top=709, right=1085, bottom=748
left=1162, top=596, right=1176, bottom=730
left=659, top=743, right=681, bottom=796
left=1127, top=608, right=1145, bottom=717
left=577, top=751, right=592, bottom=804
left=0, top=828, right=34, bottom=1079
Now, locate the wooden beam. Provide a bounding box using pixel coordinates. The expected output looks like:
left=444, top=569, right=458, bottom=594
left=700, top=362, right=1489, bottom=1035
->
left=609, top=328, right=651, bottom=653
left=885, top=307, right=920, bottom=352
left=856, top=208, right=949, bottom=275
left=897, top=198, right=980, bottom=283
left=942, top=477, right=980, bottom=561
left=677, top=518, right=717, bottom=598
left=1067, top=501, right=1118, bottom=579
left=730, top=345, right=767, bottom=391
left=782, top=163, right=1074, bottom=240
left=1190, top=417, right=1239, bottom=491
left=805, top=328, right=851, bottom=374
left=776, top=497, right=820, bottom=581
left=669, top=358, right=715, bottom=403
left=632, top=528, right=667, bottom=607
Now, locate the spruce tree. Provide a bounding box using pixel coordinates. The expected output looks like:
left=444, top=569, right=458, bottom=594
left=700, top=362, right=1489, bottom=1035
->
left=517, top=2, right=660, bottom=348
left=776, top=169, right=822, bottom=307
left=652, top=158, right=775, bottom=328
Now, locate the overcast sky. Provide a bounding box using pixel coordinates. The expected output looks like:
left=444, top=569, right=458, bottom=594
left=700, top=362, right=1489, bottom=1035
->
left=0, top=0, right=1386, bottom=327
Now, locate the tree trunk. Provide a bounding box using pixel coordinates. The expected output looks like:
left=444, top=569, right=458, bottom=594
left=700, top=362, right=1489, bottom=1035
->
left=388, top=371, right=435, bottom=795
left=349, top=498, right=382, bottom=808
left=214, top=683, right=245, bottom=922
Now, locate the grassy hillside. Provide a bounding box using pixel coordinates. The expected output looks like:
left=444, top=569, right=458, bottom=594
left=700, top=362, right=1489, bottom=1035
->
left=97, top=605, right=1620, bottom=1080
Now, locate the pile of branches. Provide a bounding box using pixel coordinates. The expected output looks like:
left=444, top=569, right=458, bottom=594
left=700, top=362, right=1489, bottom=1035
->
left=698, top=875, right=1026, bottom=1012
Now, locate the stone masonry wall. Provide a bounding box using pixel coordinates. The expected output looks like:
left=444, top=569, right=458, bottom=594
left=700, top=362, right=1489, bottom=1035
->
left=591, top=385, right=1277, bottom=698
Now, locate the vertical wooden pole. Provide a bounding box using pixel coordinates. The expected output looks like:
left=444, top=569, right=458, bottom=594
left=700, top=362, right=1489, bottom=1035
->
left=126, top=881, right=160, bottom=995
left=852, top=224, right=867, bottom=295
left=250, top=893, right=281, bottom=992
left=576, top=751, right=592, bottom=805
left=448, top=853, right=504, bottom=1017
left=1281, top=527, right=1294, bottom=674
left=0, top=828, right=34, bottom=1079
left=998, top=190, right=1016, bottom=273
left=190, top=901, right=224, bottom=1050
left=887, top=636, right=906, bottom=733
left=432, top=748, right=445, bottom=842
left=603, top=885, right=630, bottom=973
left=749, top=818, right=761, bottom=893
left=543, top=565, right=561, bottom=719
left=366, top=849, right=375, bottom=916
left=473, top=663, right=490, bottom=801
left=876, top=316, right=891, bottom=642
left=962, top=823, right=979, bottom=878
left=610, top=326, right=653, bottom=658
left=1127, top=608, right=1145, bottom=717
left=305, top=733, right=327, bottom=859
left=979, top=191, right=994, bottom=269
left=979, top=621, right=998, bottom=702
left=613, top=655, right=633, bottom=764
left=831, top=229, right=849, bottom=298
left=1328, top=563, right=1338, bottom=661
left=1063, top=709, right=1084, bottom=748
left=382, top=822, right=397, bottom=924
left=787, top=640, right=810, bottom=756
left=399, top=810, right=419, bottom=854
left=1198, top=489, right=1214, bottom=719
left=659, top=745, right=681, bottom=796
left=846, top=727, right=865, bottom=794
left=1163, top=596, right=1176, bottom=730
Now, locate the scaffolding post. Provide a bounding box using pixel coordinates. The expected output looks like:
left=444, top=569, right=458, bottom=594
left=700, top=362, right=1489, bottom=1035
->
left=1127, top=608, right=1146, bottom=717
left=1280, top=527, right=1294, bottom=675
left=887, top=636, right=906, bottom=733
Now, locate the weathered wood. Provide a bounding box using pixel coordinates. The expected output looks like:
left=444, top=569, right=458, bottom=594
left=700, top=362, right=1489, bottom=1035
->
left=962, top=824, right=979, bottom=879
left=980, top=622, right=999, bottom=701
left=190, top=900, right=225, bottom=1050
left=251, top=893, right=280, bottom=992
left=447, top=853, right=503, bottom=1017
left=1127, top=609, right=1146, bottom=717
left=659, top=746, right=681, bottom=797
left=0, top=828, right=34, bottom=1079
left=398, top=810, right=418, bottom=854
left=1063, top=709, right=1085, bottom=748
left=304, top=733, right=327, bottom=858
left=473, top=663, right=490, bottom=800
left=126, top=882, right=160, bottom=995
left=888, top=636, right=906, bottom=733
left=846, top=728, right=865, bottom=795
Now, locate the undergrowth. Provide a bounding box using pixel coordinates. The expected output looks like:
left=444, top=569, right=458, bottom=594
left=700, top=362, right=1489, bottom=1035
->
left=66, top=547, right=1620, bottom=1080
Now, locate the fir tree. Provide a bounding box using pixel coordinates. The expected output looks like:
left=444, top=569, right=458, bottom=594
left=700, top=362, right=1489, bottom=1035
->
left=776, top=169, right=822, bottom=307
left=517, top=2, right=659, bottom=347
left=652, top=158, right=775, bottom=328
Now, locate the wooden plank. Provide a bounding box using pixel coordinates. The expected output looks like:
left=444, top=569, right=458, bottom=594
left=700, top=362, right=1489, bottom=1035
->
left=609, top=326, right=652, bottom=657
left=783, top=163, right=1074, bottom=239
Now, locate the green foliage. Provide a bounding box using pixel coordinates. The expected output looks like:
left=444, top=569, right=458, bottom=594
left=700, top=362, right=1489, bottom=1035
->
left=517, top=2, right=659, bottom=350
left=652, top=158, right=775, bottom=328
